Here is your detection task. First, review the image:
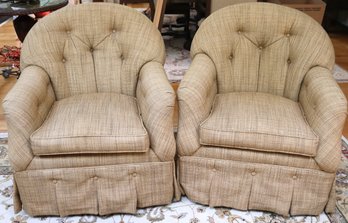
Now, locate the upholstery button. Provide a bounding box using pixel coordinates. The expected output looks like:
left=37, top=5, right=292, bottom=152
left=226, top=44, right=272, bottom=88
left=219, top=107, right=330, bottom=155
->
left=287, top=59, right=291, bottom=64
left=237, top=30, right=242, bottom=34
left=251, top=171, right=256, bottom=176
left=229, top=55, right=233, bottom=60
left=62, top=58, right=66, bottom=63
left=132, top=172, right=137, bottom=177
left=66, top=30, right=71, bottom=34
left=259, top=46, right=263, bottom=50
left=120, top=54, right=124, bottom=60
left=213, top=168, right=217, bottom=172
left=94, top=176, right=98, bottom=180
left=292, top=175, right=297, bottom=180
left=53, top=180, right=57, bottom=184
left=286, top=33, right=291, bottom=37
left=112, top=29, right=116, bottom=33
left=90, top=48, right=94, bottom=52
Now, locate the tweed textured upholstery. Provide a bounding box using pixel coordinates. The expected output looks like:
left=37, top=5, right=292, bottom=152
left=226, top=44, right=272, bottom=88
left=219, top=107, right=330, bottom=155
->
left=16, top=162, right=174, bottom=216
left=27, top=150, right=160, bottom=170
left=31, top=93, right=149, bottom=155
left=194, top=146, right=320, bottom=170
left=200, top=92, right=319, bottom=156
left=191, top=3, right=334, bottom=101
left=179, top=157, right=334, bottom=216
left=3, top=3, right=177, bottom=216
left=136, top=61, right=176, bottom=161
left=177, top=53, right=217, bottom=156
left=20, top=4, right=165, bottom=100
left=177, top=2, right=347, bottom=216
left=3, top=66, right=55, bottom=172
left=299, top=67, right=347, bottom=173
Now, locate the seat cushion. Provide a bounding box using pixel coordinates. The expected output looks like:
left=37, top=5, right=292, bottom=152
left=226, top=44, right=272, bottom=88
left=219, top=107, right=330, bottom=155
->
left=31, top=93, right=149, bottom=155
left=200, top=92, right=319, bottom=157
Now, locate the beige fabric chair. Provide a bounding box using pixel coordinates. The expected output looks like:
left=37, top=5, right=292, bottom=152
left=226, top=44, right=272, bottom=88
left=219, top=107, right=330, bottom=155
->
left=3, top=3, right=179, bottom=216
left=177, top=2, right=347, bottom=216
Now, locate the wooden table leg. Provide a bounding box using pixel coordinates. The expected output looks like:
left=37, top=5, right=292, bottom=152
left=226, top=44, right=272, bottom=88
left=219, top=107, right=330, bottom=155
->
left=153, top=0, right=167, bottom=30
left=206, top=0, right=211, bottom=16
left=13, top=15, right=37, bottom=42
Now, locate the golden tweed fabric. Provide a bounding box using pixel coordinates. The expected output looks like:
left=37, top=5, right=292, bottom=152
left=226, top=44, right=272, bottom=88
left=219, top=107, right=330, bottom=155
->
left=179, top=156, right=334, bottom=216
left=136, top=61, right=176, bottom=161
left=177, top=2, right=347, bottom=216
left=194, top=147, right=319, bottom=170
left=30, top=93, right=149, bottom=155
left=20, top=4, right=165, bottom=100
left=15, top=162, right=174, bottom=216
left=3, top=66, right=55, bottom=172
left=190, top=3, right=335, bottom=102
left=177, top=53, right=217, bottom=156
left=3, top=4, right=177, bottom=216
left=200, top=92, right=319, bottom=157
left=27, top=150, right=160, bottom=170
left=299, top=67, right=347, bottom=173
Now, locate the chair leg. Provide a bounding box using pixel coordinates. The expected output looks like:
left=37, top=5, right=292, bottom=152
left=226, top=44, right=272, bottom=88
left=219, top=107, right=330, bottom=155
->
left=149, top=0, right=155, bottom=20
left=184, top=6, right=190, bottom=40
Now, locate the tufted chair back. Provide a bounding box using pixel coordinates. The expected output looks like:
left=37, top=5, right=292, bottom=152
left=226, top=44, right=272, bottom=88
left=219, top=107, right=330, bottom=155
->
left=191, top=2, right=335, bottom=101
left=20, top=3, right=165, bottom=100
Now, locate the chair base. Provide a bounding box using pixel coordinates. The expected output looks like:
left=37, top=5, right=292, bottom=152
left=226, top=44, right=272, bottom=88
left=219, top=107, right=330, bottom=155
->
left=14, top=161, right=176, bottom=216
left=178, top=156, right=335, bottom=216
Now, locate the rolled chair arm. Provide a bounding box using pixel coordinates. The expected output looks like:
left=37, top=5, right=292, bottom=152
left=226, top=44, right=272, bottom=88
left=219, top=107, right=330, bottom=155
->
left=136, top=61, right=176, bottom=161
left=177, top=53, right=217, bottom=156
left=3, top=66, right=56, bottom=171
left=299, top=66, right=347, bottom=173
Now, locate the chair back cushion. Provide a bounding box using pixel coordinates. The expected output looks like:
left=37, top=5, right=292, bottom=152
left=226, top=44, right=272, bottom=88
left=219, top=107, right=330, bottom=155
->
left=191, top=2, right=334, bottom=101
left=21, top=3, right=165, bottom=100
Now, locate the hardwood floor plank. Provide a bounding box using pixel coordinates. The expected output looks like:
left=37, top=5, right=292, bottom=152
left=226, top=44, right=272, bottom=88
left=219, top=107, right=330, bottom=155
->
left=330, top=34, right=348, bottom=71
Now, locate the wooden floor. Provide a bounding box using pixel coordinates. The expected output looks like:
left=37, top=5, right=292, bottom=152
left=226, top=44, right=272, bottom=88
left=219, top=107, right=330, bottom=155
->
left=0, top=21, right=18, bottom=132
left=1, top=20, right=348, bottom=138
left=330, top=33, right=348, bottom=137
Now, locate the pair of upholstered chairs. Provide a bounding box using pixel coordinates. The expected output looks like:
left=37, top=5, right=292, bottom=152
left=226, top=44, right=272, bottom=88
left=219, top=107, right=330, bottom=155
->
left=3, top=2, right=347, bottom=217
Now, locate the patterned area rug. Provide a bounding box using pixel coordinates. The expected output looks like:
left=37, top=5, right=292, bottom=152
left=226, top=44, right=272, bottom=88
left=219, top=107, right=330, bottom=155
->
left=0, top=138, right=347, bottom=222
left=0, top=46, right=20, bottom=68
left=336, top=140, right=348, bottom=222
left=334, top=65, right=348, bottom=83
left=164, top=38, right=190, bottom=83
left=0, top=138, right=11, bottom=175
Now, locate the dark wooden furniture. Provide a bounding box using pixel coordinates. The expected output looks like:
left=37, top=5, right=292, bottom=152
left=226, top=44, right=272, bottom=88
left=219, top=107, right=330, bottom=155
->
left=323, top=0, right=348, bottom=32
left=0, top=0, right=68, bottom=42
left=153, top=0, right=167, bottom=30
left=120, top=0, right=156, bottom=19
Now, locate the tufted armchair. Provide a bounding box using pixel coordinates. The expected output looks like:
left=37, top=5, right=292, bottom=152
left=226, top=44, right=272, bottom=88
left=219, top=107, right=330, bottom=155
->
left=3, top=3, right=179, bottom=216
left=177, top=2, right=347, bottom=216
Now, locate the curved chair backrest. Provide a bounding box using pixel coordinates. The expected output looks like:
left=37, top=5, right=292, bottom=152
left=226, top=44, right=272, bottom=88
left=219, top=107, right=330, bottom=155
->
left=21, top=3, right=165, bottom=100
left=191, top=2, right=334, bottom=101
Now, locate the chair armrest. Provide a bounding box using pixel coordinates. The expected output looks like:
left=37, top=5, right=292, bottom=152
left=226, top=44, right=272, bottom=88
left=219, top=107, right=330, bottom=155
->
left=177, top=53, right=217, bottom=156
left=136, top=61, right=176, bottom=161
left=3, top=66, right=56, bottom=171
left=299, top=66, right=347, bottom=173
